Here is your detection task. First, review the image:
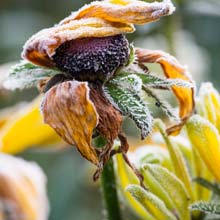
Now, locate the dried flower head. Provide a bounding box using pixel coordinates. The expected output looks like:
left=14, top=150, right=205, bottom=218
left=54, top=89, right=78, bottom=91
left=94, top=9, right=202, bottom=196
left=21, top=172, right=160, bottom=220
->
left=5, top=0, right=195, bottom=181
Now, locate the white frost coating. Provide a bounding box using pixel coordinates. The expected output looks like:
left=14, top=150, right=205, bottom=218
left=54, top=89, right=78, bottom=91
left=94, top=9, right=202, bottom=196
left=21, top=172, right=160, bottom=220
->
left=0, top=154, right=49, bottom=220
left=113, top=74, right=142, bottom=92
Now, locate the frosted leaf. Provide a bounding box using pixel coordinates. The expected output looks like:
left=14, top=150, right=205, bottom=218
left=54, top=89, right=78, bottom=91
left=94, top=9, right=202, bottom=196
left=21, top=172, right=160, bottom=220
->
left=191, top=202, right=220, bottom=215
left=3, top=60, right=60, bottom=90
left=105, top=82, right=153, bottom=139
left=137, top=73, right=194, bottom=89
left=111, top=74, right=142, bottom=92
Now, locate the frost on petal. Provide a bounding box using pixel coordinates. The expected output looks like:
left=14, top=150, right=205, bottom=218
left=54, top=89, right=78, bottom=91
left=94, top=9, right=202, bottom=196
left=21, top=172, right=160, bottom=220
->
left=0, top=154, right=49, bottom=220
left=41, top=81, right=99, bottom=165
left=62, top=0, right=175, bottom=25
left=22, top=0, right=175, bottom=68
left=22, top=18, right=134, bottom=67
left=136, top=48, right=195, bottom=135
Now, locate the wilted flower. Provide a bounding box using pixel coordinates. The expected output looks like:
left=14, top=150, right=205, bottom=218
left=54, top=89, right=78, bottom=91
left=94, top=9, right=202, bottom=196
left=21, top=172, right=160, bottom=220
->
left=4, top=0, right=195, bottom=180
left=0, top=153, right=49, bottom=220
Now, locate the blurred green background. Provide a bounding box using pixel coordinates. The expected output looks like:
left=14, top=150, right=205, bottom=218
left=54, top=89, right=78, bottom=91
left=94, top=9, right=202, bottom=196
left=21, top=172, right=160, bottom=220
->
left=0, top=0, right=220, bottom=219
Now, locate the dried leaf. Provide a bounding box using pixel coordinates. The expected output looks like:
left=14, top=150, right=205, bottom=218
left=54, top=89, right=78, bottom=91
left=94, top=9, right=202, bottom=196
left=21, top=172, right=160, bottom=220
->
left=42, top=81, right=99, bottom=165
left=136, top=48, right=195, bottom=135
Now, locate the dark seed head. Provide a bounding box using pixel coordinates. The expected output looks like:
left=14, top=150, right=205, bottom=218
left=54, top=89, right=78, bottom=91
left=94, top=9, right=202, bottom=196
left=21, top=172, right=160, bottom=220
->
left=52, top=34, right=129, bottom=82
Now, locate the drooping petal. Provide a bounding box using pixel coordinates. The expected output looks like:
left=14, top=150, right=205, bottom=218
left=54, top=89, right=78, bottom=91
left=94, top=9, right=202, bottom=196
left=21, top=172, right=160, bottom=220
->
left=22, top=0, right=175, bottom=68
left=63, top=0, right=175, bottom=25
left=0, top=97, right=61, bottom=154
left=22, top=18, right=134, bottom=67
left=136, top=48, right=195, bottom=135
left=0, top=154, right=49, bottom=220
left=41, top=80, right=99, bottom=165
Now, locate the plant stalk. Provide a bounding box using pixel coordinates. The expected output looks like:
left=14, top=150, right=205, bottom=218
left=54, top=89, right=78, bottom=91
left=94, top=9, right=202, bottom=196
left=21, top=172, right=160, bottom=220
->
left=101, top=158, right=123, bottom=220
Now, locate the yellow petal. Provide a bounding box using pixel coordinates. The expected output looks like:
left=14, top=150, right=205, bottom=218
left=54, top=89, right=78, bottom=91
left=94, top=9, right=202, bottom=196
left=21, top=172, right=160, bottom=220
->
left=69, top=0, right=175, bottom=24
left=136, top=48, right=195, bottom=135
left=155, top=119, right=194, bottom=200
left=0, top=153, right=48, bottom=220
left=198, top=82, right=220, bottom=133
left=0, top=98, right=60, bottom=154
left=142, top=164, right=190, bottom=220
left=42, top=80, right=99, bottom=165
left=126, top=184, right=176, bottom=220
left=113, top=153, right=151, bottom=219
left=186, top=115, right=220, bottom=181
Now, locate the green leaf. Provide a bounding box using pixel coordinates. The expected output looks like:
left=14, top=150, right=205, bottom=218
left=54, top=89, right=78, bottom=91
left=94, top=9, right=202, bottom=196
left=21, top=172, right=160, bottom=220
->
left=136, top=73, right=193, bottom=89
left=111, top=74, right=142, bottom=92
left=142, top=85, right=179, bottom=120
left=126, top=184, right=177, bottom=220
left=4, top=60, right=61, bottom=90
left=190, top=202, right=220, bottom=215
left=142, top=164, right=191, bottom=220
left=105, top=82, right=153, bottom=139
left=193, top=177, right=220, bottom=196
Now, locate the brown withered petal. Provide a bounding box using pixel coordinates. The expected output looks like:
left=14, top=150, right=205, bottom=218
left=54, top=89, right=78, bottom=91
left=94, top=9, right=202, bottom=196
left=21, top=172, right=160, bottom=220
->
left=61, top=0, right=175, bottom=25
left=135, top=48, right=195, bottom=135
left=22, top=18, right=134, bottom=67
left=22, top=0, right=175, bottom=68
left=41, top=80, right=99, bottom=165
left=89, top=83, right=122, bottom=144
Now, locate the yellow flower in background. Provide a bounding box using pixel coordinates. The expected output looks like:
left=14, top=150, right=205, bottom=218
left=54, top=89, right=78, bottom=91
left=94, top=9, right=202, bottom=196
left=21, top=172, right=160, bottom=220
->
left=0, top=97, right=61, bottom=154
left=0, top=153, right=49, bottom=220
left=186, top=82, right=220, bottom=182
left=113, top=83, right=220, bottom=220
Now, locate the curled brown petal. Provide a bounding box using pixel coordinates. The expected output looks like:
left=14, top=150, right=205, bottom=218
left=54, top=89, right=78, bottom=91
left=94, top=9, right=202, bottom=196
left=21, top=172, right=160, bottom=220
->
left=62, top=0, right=175, bottom=25
left=135, top=48, right=195, bottom=135
left=22, top=18, right=134, bottom=67
left=41, top=80, right=99, bottom=165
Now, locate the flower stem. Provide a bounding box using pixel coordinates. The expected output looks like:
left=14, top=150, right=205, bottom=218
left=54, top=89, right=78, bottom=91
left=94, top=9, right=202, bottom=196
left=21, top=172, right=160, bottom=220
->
left=101, top=158, right=123, bottom=220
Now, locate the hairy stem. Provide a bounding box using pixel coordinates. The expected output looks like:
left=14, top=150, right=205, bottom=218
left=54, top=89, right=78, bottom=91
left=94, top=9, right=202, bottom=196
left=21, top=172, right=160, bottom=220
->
left=101, top=158, right=123, bottom=220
